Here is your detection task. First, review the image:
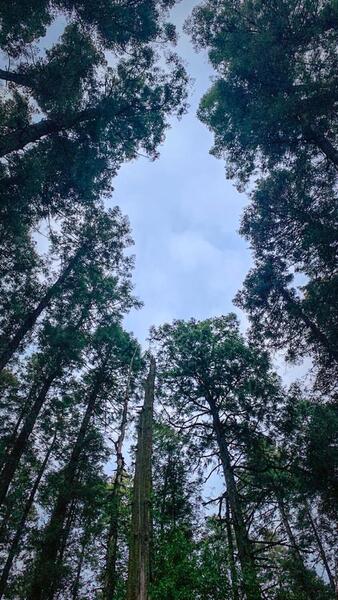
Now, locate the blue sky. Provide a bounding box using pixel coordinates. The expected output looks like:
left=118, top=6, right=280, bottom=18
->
left=112, top=1, right=251, bottom=346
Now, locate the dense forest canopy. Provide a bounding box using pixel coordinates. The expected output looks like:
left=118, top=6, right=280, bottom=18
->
left=0, top=1, right=337, bottom=599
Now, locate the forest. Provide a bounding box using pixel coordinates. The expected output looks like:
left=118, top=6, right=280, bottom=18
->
left=0, top=0, right=337, bottom=599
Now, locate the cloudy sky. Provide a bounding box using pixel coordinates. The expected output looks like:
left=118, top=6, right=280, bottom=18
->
left=111, top=0, right=251, bottom=348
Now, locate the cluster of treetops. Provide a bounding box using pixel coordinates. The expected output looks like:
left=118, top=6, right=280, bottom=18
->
left=0, top=0, right=337, bottom=598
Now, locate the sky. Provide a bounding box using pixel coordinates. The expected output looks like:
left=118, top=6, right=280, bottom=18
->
left=111, top=0, right=251, bottom=347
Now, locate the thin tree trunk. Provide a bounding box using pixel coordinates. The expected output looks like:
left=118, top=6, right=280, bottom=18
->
left=276, top=494, right=316, bottom=600
left=305, top=504, right=335, bottom=592
left=104, top=351, right=136, bottom=600
left=226, top=497, right=240, bottom=600
left=28, top=369, right=104, bottom=600
left=208, top=398, right=262, bottom=600
left=0, top=244, right=86, bottom=374
left=126, top=358, right=155, bottom=600
left=0, top=433, right=56, bottom=599
left=0, top=371, right=57, bottom=509
left=71, top=534, right=87, bottom=600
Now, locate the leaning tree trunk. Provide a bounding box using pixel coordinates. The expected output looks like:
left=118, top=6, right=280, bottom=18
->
left=0, top=370, right=58, bottom=509
left=276, top=494, right=316, bottom=600
left=0, top=433, right=56, bottom=599
left=126, top=358, right=155, bottom=600
left=305, top=503, right=335, bottom=592
left=0, top=243, right=87, bottom=374
left=103, top=351, right=136, bottom=599
left=208, top=398, right=262, bottom=600
left=28, top=368, right=104, bottom=600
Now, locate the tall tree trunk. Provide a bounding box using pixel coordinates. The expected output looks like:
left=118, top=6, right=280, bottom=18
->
left=305, top=504, right=335, bottom=592
left=0, top=371, right=58, bottom=509
left=103, top=351, right=136, bottom=600
left=28, top=370, right=104, bottom=600
left=208, top=398, right=262, bottom=600
left=276, top=494, right=316, bottom=600
left=0, top=433, right=56, bottom=599
left=126, top=358, right=155, bottom=600
left=0, top=244, right=86, bottom=374
left=225, top=497, right=240, bottom=600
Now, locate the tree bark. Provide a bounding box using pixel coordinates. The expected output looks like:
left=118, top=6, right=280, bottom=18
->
left=0, top=244, right=87, bottom=374
left=0, top=371, right=58, bottom=509
left=0, top=433, right=56, bottom=599
left=28, top=369, right=104, bottom=600
left=103, top=351, right=136, bottom=600
left=126, top=358, right=155, bottom=600
left=208, top=398, right=262, bottom=600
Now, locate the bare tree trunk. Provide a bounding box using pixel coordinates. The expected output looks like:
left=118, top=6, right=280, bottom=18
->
left=0, top=244, right=86, bottom=374
left=225, top=497, right=240, bottom=600
left=0, top=433, right=56, bottom=599
left=103, top=351, right=136, bottom=599
left=208, top=398, right=261, bottom=600
left=126, top=358, right=155, bottom=600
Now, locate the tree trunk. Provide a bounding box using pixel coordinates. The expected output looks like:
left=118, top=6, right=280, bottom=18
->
left=0, top=244, right=86, bottom=374
left=276, top=494, right=316, bottom=600
left=208, top=398, right=262, bottom=600
left=0, top=371, right=58, bottom=509
left=305, top=504, right=335, bottom=592
left=225, top=497, right=240, bottom=600
left=71, top=534, right=87, bottom=600
left=0, top=433, right=56, bottom=599
left=304, top=125, right=338, bottom=168
left=126, top=358, right=155, bottom=600
left=28, top=370, right=103, bottom=600
left=0, top=99, right=129, bottom=157
left=104, top=351, right=136, bottom=600
left=279, top=286, right=338, bottom=361
left=0, top=68, right=30, bottom=87
left=0, top=105, right=99, bottom=158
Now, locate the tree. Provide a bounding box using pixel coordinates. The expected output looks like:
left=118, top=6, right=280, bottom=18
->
left=152, top=314, right=282, bottom=600
left=126, top=358, right=155, bottom=600
left=188, top=0, right=338, bottom=186
left=28, top=324, right=140, bottom=599
left=0, top=205, right=137, bottom=509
